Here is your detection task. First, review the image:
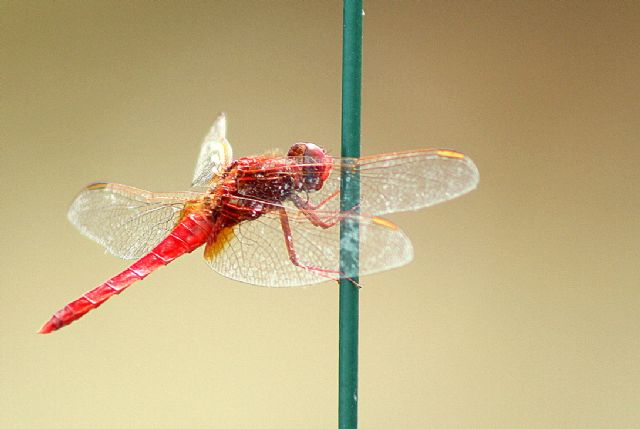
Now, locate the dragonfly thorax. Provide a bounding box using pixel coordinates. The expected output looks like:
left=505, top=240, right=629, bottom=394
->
left=231, top=157, right=297, bottom=203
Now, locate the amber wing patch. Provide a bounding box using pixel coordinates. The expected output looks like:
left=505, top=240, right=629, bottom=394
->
left=204, top=226, right=235, bottom=262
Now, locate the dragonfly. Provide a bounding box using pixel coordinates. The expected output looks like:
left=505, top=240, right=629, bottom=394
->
left=39, top=113, right=479, bottom=334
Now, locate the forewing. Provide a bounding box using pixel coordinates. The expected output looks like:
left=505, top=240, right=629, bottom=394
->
left=286, top=149, right=478, bottom=216
left=354, top=149, right=479, bottom=215
left=68, top=183, right=197, bottom=259
left=192, top=113, right=233, bottom=187
left=203, top=202, right=413, bottom=287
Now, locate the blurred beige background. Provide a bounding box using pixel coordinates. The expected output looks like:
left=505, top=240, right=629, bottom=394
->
left=2, top=1, right=639, bottom=428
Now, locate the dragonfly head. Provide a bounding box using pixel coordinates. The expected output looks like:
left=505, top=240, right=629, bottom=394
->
left=288, top=142, right=333, bottom=192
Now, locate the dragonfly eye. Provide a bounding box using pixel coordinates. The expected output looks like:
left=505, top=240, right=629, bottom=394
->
left=288, top=142, right=332, bottom=192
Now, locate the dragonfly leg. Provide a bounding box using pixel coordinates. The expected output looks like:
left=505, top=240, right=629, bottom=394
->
left=301, top=189, right=340, bottom=210
left=287, top=198, right=362, bottom=287
left=291, top=194, right=358, bottom=229
left=278, top=207, right=348, bottom=282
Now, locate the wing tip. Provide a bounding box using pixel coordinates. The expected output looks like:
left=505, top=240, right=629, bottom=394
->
left=463, top=155, right=480, bottom=190
left=210, top=112, right=227, bottom=140
left=444, top=151, right=480, bottom=192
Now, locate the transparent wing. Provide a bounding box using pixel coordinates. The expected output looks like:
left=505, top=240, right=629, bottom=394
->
left=355, top=149, right=479, bottom=214
left=318, top=149, right=479, bottom=215
left=68, top=182, right=199, bottom=259
left=191, top=113, right=233, bottom=187
left=203, top=201, right=413, bottom=287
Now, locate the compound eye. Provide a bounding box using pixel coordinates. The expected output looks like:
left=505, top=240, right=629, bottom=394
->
left=287, top=142, right=332, bottom=191
left=301, top=143, right=326, bottom=162
left=287, top=143, right=307, bottom=158
left=287, top=143, right=326, bottom=162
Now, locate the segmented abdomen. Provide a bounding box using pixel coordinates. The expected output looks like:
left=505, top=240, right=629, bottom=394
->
left=39, top=212, right=213, bottom=334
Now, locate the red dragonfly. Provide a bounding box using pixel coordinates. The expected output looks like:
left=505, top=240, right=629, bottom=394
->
left=39, top=114, right=479, bottom=333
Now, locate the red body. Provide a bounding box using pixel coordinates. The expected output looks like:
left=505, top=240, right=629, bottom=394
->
left=40, top=212, right=213, bottom=333
left=39, top=116, right=479, bottom=334
left=40, top=147, right=331, bottom=333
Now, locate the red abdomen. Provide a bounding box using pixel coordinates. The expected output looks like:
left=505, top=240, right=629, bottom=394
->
left=39, top=212, right=213, bottom=334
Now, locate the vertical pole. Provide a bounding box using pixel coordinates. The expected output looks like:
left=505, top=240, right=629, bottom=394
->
left=339, top=1, right=362, bottom=428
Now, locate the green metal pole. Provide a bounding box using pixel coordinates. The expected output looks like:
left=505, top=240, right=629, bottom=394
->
left=339, top=1, right=362, bottom=428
